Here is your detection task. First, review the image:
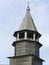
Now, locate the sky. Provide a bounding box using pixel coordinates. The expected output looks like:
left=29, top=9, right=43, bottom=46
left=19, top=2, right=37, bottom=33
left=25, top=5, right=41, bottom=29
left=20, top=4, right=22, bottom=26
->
left=0, top=0, right=49, bottom=65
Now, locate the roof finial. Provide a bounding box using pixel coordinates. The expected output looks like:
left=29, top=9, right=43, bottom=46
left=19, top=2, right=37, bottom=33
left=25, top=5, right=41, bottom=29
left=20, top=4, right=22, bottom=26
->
left=28, top=1, right=29, bottom=6
left=26, top=1, right=30, bottom=12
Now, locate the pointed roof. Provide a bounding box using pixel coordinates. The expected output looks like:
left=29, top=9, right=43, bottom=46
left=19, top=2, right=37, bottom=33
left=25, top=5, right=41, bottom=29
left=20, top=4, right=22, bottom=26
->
left=19, top=5, right=37, bottom=31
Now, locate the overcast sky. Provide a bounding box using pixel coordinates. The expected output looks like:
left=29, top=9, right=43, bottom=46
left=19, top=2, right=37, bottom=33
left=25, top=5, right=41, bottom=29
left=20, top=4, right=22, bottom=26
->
left=0, top=0, right=49, bottom=65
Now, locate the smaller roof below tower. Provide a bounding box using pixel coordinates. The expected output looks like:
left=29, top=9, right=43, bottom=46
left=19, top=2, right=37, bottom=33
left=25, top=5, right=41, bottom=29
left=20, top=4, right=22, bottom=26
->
left=19, top=5, right=37, bottom=31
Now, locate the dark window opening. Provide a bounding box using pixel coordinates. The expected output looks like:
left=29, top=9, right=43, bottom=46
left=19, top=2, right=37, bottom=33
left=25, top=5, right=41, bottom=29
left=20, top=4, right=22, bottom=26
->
left=35, top=34, right=39, bottom=41
left=27, top=32, right=33, bottom=39
left=35, top=34, right=38, bottom=39
left=19, top=32, right=24, bottom=39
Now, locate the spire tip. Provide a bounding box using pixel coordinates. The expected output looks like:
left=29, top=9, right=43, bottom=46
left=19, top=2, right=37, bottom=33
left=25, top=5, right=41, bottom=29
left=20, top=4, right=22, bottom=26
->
left=26, top=1, right=30, bottom=12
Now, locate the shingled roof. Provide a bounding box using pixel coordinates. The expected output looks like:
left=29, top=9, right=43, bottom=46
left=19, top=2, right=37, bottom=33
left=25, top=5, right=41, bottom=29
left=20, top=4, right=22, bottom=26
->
left=19, top=5, right=37, bottom=31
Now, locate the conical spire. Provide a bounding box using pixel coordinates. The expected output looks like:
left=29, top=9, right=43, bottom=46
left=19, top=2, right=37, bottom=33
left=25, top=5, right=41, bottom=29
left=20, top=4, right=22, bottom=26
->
left=19, top=5, right=37, bottom=31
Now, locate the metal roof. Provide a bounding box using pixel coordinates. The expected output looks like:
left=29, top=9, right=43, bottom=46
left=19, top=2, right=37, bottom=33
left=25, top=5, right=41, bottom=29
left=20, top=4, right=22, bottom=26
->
left=19, top=5, right=37, bottom=31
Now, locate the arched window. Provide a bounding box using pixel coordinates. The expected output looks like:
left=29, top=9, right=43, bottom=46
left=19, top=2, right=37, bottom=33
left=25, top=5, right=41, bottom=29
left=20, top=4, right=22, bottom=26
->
left=27, top=32, right=33, bottom=39
left=35, top=34, right=39, bottom=41
left=19, top=32, right=24, bottom=39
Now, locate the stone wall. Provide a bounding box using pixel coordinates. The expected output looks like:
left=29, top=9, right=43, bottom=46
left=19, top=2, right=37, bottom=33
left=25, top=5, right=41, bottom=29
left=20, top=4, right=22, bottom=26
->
left=10, top=56, right=32, bottom=65
left=15, top=41, right=39, bottom=57
left=33, top=59, right=42, bottom=65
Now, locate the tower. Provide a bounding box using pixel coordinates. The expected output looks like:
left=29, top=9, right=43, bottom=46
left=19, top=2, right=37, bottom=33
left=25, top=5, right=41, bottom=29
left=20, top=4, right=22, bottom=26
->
left=8, top=5, right=44, bottom=65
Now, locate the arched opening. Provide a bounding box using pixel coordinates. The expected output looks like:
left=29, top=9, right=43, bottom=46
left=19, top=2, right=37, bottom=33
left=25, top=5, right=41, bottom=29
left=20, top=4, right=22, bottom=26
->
left=27, top=32, right=33, bottom=39
left=35, top=34, right=39, bottom=41
left=19, top=32, right=24, bottom=39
